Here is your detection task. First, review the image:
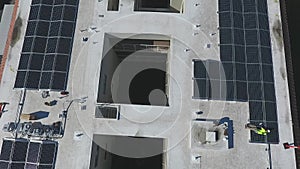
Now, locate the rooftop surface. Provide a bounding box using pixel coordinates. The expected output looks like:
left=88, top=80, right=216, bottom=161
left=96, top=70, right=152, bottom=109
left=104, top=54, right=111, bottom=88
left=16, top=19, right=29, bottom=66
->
left=0, top=0, right=297, bottom=169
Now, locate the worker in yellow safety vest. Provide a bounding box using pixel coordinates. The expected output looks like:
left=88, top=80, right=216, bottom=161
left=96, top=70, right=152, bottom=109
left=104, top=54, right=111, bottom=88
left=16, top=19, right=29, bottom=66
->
left=256, top=127, right=270, bottom=135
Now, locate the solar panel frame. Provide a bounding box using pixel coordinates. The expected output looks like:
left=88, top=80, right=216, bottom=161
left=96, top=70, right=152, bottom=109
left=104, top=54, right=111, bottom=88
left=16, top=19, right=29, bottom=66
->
left=249, top=101, right=264, bottom=120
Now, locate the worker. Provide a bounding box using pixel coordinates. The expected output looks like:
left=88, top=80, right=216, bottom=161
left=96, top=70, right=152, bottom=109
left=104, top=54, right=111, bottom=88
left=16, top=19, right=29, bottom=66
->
left=255, top=127, right=270, bottom=135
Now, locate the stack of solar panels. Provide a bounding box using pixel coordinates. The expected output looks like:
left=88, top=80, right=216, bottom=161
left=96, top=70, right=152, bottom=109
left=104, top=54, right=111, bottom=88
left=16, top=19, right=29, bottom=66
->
left=217, top=0, right=278, bottom=143
left=0, top=139, right=58, bottom=169
left=14, top=0, right=80, bottom=90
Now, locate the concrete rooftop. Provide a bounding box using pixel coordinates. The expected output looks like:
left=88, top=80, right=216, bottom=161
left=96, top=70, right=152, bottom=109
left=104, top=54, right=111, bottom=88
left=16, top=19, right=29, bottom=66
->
left=0, top=0, right=296, bottom=169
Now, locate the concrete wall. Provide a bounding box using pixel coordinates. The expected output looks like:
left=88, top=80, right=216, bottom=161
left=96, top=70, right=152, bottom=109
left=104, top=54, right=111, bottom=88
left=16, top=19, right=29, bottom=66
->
left=97, top=35, right=121, bottom=103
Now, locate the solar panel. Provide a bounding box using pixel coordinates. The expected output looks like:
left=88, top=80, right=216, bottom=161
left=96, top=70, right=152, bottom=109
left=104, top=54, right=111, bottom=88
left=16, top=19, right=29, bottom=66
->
left=258, top=14, right=269, bottom=30
left=262, top=64, right=274, bottom=82
left=257, top=0, right=268, bottom=14
left=26, top=21, right=37, bottom=36
left=36, top=21, right=50, bottom=37
left=233, top=29, right=244, bottom=45
left=219, top=12, right=232, bottom=28
left=232, top=0, right=242, bottom=12
left=222, top=62, right=234, bottom=80
left=14, top=71, right=27, bottom=88
left=263, top=82, right=276, bottom=102
left=265, top=102, right=277, bottom=121
left=233, top=13, right=243, bottom=29
left=235, top=81, right=247, bottom=101
left=243, top=0, right=256, bottom=13
left=259, top=30, right=271, bottom=46
left=226, top=80, right=235, bottom=100
left=27, top=142, right=40, bottom=163
left=266, top=122, right=279, bottom=143
left=12, top=141, right=28, bottom=161
left=219, top=0, right=231, bottom=12
left=244, top=14, right=257, bottom=29
left=39, top=5, right=52, bottom=20
left=0, top=162, right=9, bottom=169
left=0, top=140, right=58, bottom=169
left=10, top=162, right=25, bottom=169
left=245, top=30, right=258, bottom=45
left=246, top=47, right=259, bottom=63
left=39, top=165, right=54, bottom=169
left=234, top=46, right=245, bottom=63
left=260, top=47, right=272, bottom=64
left=246, top=64, right=261, bottom=82
left=15, top=0, right=80, bottom=90
left=0, top=140, right=13, bottom=161
left=248, top=82, right=262, bottom=101
left=26, top=163, right=38, bottom=169
left=218, top=0, right=278, bottom=144
left=39, top=143, right=57, bottom=164
left=235, top=63, right=246, bottom=81
left=220, top=45, right=233, bottom=61
left=220, top=28, right=232, bottom=44
left=249, top=101, right=264, bottom=120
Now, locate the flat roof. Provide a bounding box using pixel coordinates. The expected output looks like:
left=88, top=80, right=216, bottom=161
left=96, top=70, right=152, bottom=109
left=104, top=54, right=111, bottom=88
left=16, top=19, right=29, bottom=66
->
left=0, top=0, right=297, bottom=169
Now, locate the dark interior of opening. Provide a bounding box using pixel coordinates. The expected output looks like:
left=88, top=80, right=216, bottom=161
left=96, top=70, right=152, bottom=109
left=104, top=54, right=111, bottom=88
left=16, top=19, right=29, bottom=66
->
left=97, top=37, right=169, bottom=106
left=89, top=135, right=164, bottom=169
left=134, top=0, right=179, bottom=13
left=107, top=0, right=119, bottom=11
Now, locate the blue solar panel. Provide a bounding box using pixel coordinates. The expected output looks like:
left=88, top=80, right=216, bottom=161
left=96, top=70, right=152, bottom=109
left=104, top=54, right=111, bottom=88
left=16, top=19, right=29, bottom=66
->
left=234, top=46, right=245, bottom=63
left=263, top=82, right=276, bottom=102
left=15, top=0, right=79, bottom=90
left=233, top=13, right=243, bottom=28
left=219, top=0, right=231, bottom=12
left=248, top=82, right=262, bottom=101
left=245, top=30, right=258, bottom=45
left=219, top=12, right=232, bottom=28
left=260, top=47, right=272, bottom=64
left=235, top=63, right=246, bottom=81
left=259, top=30, right=271, bottom=46
left=232, top=0, right=242, bottom=12
left=220, top=28, right=232, bottom=44
left=218, top=0, right=278, bottom=144
left=244, top=14, right=257, bottom=29
left=257, top=0, right=268, bottom=14
left=233, top=29, right=244, bottom=45
left=246, top=47, right=259, bottom=63
left=243, top=0, right=256, bottom=13
left=222, top=62, right=234, bottom=80
left=249, top=101, right=264, bottom=120
left=220, top=45, right=233, bottom=61
left=247, top=64, right=261, bottom=82
left=262, top=64, right=274, bottom=82
left=258, top=14, right=269, bottom=30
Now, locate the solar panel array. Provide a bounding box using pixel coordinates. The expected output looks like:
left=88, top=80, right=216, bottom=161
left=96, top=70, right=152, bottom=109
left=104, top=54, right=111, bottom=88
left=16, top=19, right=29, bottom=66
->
left=0, top=139, right=58, bottom=169
left=193, top=0, right=278, bottom=143
left=14, top=0, right=79, bottom=90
